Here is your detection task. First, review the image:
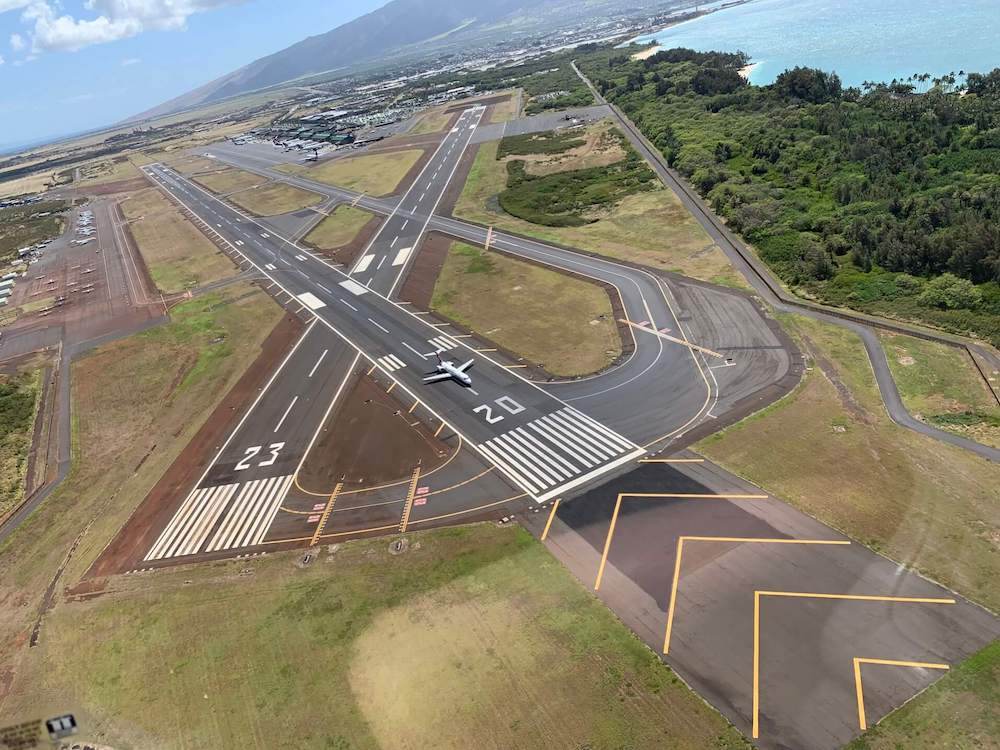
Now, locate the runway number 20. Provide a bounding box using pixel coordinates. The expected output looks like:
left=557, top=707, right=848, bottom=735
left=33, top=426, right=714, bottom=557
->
left=473, top=397, right=525, bottom=425
left=235, top=442, right=285, bottom=471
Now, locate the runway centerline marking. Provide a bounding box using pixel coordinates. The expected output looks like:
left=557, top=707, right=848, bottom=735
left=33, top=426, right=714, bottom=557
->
left=274, top=395, right=298, bottom=432
left=308, top=349, right=328, bottom=378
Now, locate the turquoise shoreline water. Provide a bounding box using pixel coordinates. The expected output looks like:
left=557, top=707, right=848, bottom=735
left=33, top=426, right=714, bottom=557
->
left=629, top=0, right=1000, bottom=86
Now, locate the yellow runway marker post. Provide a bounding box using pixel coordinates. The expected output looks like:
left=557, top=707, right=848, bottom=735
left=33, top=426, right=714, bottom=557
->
left=752, top=591, right=955, bottom=739
left=541, top=498, right=561, bottom=541
left=310, top=482, right=343, bottom=545
left=398, top=467, right=421, bottom=533
left=853, top=658, right=949, bottom=730
left=662, top=537, right=850, bottom=654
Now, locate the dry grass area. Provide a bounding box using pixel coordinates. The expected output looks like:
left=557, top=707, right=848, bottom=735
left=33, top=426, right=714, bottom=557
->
left=165, top=154, right=229, bottom=176
left=881, top=333, right=1000, bottom=449
left=0, top=523, right=748, bottom=750
left=489, top=91, right=520, bottom=124
left=193, top=167, right=266, bottom=194
left=0, top=285, right=283, bottom=697
left=456, top=138, right=745, bottom=288
left=432, top=241, right=621, bottom=377
left=76, top=158, right=141, bottom=186
left=698, top=314, right=1000, bottom=612
left=227, top=180, right=323, bottom=216
left=0, top=171, right=59, bottom=199
left=120, top=187, right=235, bottom=293
left=410, top=109, right=453, bottom=135
left=295, top=148, right=423, bottom=196
left=847, top=639, right=1000, bottom=750
left=304, top=204, right=373, bottom=251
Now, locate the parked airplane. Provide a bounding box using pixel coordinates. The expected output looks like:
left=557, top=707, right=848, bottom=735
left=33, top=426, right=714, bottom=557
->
left=423, top=353, right=474, bottom=387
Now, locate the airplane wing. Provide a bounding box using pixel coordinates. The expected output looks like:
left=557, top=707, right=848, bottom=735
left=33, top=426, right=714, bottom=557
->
left=423, top=373, right=452, bottom=383
left=456, top=359, right=475, bottom=373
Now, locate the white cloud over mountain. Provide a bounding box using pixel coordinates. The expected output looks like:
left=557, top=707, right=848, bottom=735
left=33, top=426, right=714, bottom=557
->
left=9, top=0, right=242, bottom=54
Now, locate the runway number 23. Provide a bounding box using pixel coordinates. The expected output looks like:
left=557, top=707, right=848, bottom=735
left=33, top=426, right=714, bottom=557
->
left=473, top=396, right=525, bottom=424
left=235, top=442, right=285, bottom=471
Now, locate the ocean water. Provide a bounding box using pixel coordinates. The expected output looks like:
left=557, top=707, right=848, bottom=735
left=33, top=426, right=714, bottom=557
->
left=629, top=0, right=1000, bottom=86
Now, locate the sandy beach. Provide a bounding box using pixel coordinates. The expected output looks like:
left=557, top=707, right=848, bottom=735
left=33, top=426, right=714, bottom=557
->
left=631, top=44, right=662, bottom=60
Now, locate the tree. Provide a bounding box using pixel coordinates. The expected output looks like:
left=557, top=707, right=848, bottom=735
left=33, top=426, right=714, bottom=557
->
left=773, top=67, right=843, bottom=104
left=917, top=273, right=983, bottom=309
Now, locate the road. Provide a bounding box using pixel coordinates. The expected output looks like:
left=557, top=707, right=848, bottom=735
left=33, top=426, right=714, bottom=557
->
left=569, top=60, right=1000, bottom=464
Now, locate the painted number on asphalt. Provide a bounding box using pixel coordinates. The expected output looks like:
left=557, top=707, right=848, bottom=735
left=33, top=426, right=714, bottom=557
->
left=473, top=397, right=525, bottom=425
left=234, top=442, right=285, bottom=470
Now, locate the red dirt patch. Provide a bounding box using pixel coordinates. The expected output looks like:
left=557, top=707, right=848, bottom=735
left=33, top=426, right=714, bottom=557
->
left=297, top=371, right=449, bottom=491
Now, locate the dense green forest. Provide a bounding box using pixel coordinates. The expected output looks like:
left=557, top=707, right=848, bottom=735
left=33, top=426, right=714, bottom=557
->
left=578, top=47, right=1000, bottom=345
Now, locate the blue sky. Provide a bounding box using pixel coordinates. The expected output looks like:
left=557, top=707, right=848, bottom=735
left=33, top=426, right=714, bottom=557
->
left=0, top=0, right=390, bottom=150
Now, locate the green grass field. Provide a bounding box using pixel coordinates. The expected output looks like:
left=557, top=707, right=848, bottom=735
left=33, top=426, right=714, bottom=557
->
left=846, top=640, right=1000, bottom=749
left=880, top=333, right=1000, bottom=449
left=120, top=187, right=235, bottom=293
left=432, top=241, right=622, bottom=377
left=303, top=204, right=373, bottom=251
left=1, top=524, right=749, bottom=750
left=455, top=139, right=744, bottom=288
left=698, top=315, right=1000, bottom=613
left=0, top=201, right=67, bottom=264
left=193, top=167, right=267, bottom=194
left=296, top=149, right=423, bottom=196
left=0, top=285, right=284, bottom=649
left=0, top=367, right=40, bottom=520
left=227, top=181, right=323, bottom=216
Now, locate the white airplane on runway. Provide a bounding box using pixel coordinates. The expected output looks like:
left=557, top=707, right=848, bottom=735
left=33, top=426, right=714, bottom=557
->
left=423, top=353, right=474, bottom=387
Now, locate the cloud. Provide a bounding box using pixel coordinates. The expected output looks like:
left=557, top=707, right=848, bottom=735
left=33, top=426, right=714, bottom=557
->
left=0, top=54, right=4, bottom=65
left=10, top=32, right=25, bottom=50
left=21, top=0, right=243, bottom=53
left=0, top=1, right=31, bottom=14
left=121, top=56, right=140, bottom=66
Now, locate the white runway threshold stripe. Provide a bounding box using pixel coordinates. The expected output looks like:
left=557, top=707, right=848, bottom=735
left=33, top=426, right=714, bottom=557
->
left=297, top=292, right=326, bottom=310
left=207, top=475, right=295, bottom=552
left=144, top=475, right=294, bottom=561
left=477, top=407, right=644, bottom=502
left=353, top=254, right=375, bottom=273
